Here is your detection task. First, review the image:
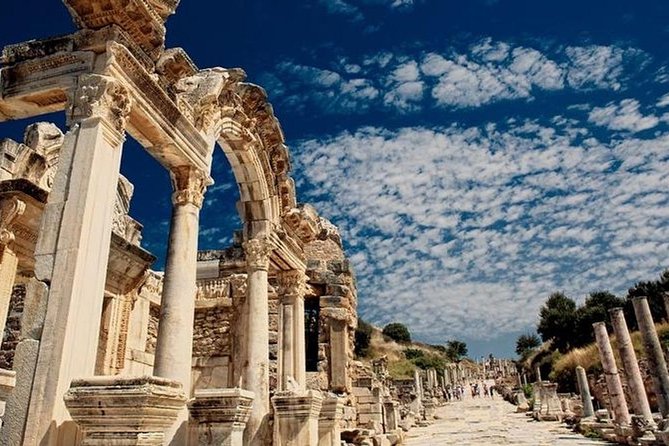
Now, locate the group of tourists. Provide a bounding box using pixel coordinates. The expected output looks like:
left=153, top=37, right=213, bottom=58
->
left=470, top=382, right=495, bottom=398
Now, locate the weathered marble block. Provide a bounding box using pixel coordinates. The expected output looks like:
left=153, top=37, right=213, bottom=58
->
left=272, top=390, right=323, bottom=446
left=63, top=375, right=186, bottom=445
left=318, top=395, right=344, bottom=446
left=188, top=387, right=254, bottom=446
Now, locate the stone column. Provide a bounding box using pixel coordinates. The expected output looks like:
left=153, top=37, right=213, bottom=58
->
left=609, top=307, right=655, bottom=426
left=0, top=197, right=24, bottom=335
left=242, top=236, right=273, bottom=446
left=153, top=165, right=207, bottom=445
left=0, top=197, right=24, bottom=430
left=24, top=74, right=132, bottom=445
left=632, top=296, right=669, bottom=417
left=277, top=270, right=307, bottom=391
left=593, top=322, right=631, bottom=425
left=663, top=292, right=669, bottom=322
left=536, top=366, right=542, bottom=382
left=575, top=366, right=595, bottom=418
left=294, top=285, right=307, bottom=388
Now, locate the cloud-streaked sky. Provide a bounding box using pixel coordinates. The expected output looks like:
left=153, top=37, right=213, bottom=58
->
left=3, top=0, right=669, bottom=358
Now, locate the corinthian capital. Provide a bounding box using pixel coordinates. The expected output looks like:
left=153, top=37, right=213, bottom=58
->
left=68, top=74, right=133, bottom=135
left=170, top=166, right=209, bottom=208
left=0, top=197, right=26, bottom=246
left=243, top=236, right=274, bottom=271
left=277, top=270, right=308, bottom=298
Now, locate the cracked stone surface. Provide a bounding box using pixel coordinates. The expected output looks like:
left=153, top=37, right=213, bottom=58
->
left=405, top=397, right=610, bottom=445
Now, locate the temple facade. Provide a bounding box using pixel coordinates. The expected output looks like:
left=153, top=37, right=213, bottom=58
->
left=0, top=1, right=429, bottom=445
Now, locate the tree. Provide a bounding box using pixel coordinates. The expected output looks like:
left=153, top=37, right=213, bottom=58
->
left=572, top=291, right=626, bottom=347
left=355, top=319, right=373, bottom=357
left=382, top=322, right=411, bottom=343
left=537, top=292, right=577, bottom=352
left=627, top=269, right=669, bottom=326
left=445, top=340, right=468, bottom=361
left=515, top=333, right=541, bottom=357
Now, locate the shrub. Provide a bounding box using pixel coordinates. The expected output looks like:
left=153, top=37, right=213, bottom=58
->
left=382, top=322, right=411, bottom=344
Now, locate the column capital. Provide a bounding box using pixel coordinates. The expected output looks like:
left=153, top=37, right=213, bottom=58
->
left=67, top=74, right=133, bottom=137
left=243, top=236, right=274, bottom=271
left=170, top=166, right=209, bottom=208
left=277, top=270, right=308, bottom=299
left=0, top=197, right=26, bottom=247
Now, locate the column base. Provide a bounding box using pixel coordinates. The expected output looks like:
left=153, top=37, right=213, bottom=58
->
left=536, top=382, right=564, bottom=422
left=0, top=368, right=16, bottom=429
left=188, top=387, right=254, bottom=446
left=63, top=375, right=186, bottom=445
left=272, top=390, right=323, bottom=446
left=318, top=395, right=344, bottom=446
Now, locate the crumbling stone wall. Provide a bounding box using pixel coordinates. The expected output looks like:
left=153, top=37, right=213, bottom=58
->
left=192, top=306, right=231, bottom=357
left=304, top=218, right=358, bottom=393
left=0, top=284, right=26, bottom=370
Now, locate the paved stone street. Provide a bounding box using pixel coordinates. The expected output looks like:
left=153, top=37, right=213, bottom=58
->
left=405, top=397, right=610, bottom=445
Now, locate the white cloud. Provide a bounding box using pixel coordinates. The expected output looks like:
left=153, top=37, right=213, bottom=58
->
left=588, top=99, right=659, bottom=132
left=293, top=119, right=669, bottom=343
left=264, top=40, right=647, bottom=114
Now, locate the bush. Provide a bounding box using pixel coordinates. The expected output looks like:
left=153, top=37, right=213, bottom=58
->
left=355, top=319, right=373, bottom=358
left=404, top=348, right=423, bottom=360
left=403, top=347, right=446, bottom=370
left=388, top=359, right=416, bottom=379
left=382, top=322, right=411, bottom=344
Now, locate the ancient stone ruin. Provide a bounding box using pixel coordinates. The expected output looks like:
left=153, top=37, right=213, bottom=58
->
left=0, top=1, right=454, bottom=445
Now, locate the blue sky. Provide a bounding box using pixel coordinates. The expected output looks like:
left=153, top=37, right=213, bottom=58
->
left=3, top=0, right=669, bottom=359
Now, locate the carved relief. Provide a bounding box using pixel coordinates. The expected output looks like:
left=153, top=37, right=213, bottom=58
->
left=243, top=237, right=274, bottom=271
left=68, top=74, right=132, bottom=134
left=170, top=166, right=208, bottom=208
left=0, top=197, right=26, bottom=246
left=277, top=270, right=308, bottom=298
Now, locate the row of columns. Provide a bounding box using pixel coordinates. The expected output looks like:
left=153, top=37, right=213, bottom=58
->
left=585, top=296, right=669, bottom=435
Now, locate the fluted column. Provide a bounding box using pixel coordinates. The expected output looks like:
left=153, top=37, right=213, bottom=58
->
left=593, top=322, right=631, bottom=425
left=24, top=74, right=132, bottom=445
left=153, top=166, right=207, bottom=444
left=632, top=296, right=669, bottom=417
left=575, top=366, right=594, bottom=418
left=242, top=236, right=273, bottom=446
left=609, top=307, right=654, bottom=425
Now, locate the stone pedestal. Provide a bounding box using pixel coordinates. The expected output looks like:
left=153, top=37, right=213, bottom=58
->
left=272, top=390, right=323, bottom=446
left=318, top=395, right=344, bottom=446
left=575, top=366, right=595, bottom=418
left=632, top=296, right=669, bottom=418
left=609, top=307, right=655, bottom=427
left=423, top=398, right=437, bottom=420
left=383, top=399, right=400, bottom=432
left=0, top=368, right=16, bottom=430
left=538, top=382, right=563, bottom=421
left=63, top=376, right=186, bottom=445
left=188, top=388, right=254, bottom=446
left=593, top=322, right=631, bottom=426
